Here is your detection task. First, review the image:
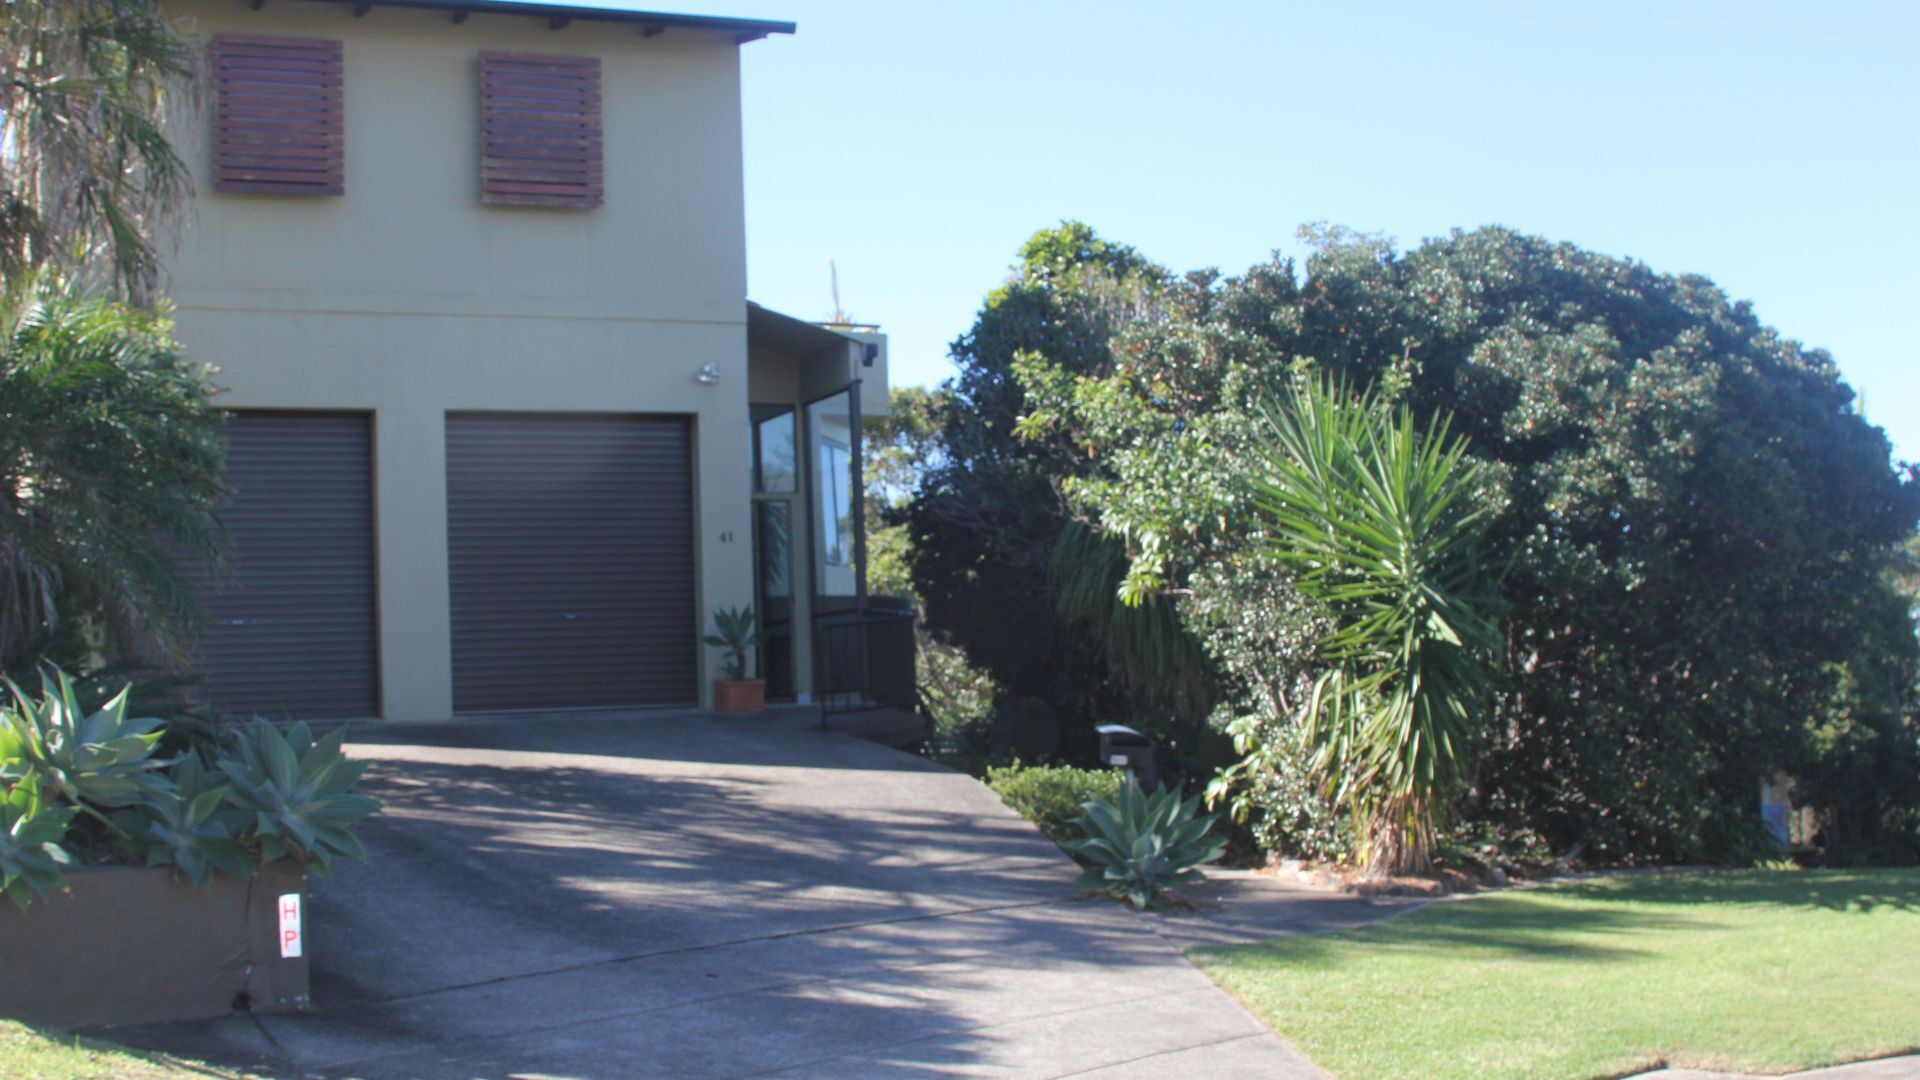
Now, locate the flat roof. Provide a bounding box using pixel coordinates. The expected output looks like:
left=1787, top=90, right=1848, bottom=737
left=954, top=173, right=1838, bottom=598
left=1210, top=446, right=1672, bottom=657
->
left=274, top=0, right=794, bottom=41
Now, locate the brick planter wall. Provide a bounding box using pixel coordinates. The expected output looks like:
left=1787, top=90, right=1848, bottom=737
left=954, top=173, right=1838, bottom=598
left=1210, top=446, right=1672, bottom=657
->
left=0, top=860, right=309, bottom=1029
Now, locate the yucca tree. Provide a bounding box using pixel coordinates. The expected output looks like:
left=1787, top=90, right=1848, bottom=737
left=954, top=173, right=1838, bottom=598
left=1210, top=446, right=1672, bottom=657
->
left=0, top=273, right=226, bottom=674
left=1, top=0, right=198, bottom=300
left=1253, top=377, right=1499, bottom=875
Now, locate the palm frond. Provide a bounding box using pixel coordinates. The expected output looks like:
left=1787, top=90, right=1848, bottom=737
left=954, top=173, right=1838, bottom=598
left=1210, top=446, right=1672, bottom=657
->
left=1, top=0, right=199, bottom=298
left=0, top=273, right=227, bottom=672
left=1050, top=521, right=1215, bottom=724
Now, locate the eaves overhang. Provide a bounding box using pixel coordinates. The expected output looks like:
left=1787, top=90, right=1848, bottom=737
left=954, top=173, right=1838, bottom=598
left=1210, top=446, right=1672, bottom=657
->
left=258, top=0, right=794, bottom=42
left=747, top=301, right=861, bottom=359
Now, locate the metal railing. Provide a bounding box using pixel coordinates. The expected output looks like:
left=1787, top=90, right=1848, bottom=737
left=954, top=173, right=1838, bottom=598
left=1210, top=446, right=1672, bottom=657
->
left=813, top=603, right=916, bottom=728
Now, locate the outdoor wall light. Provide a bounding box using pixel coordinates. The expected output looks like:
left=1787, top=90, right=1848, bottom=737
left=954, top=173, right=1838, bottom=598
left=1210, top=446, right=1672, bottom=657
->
left=694, top=363, right=721, bottom=385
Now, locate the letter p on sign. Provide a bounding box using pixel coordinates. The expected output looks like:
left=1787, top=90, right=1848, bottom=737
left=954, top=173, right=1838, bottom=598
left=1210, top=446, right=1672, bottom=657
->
left=279, top=893, right=303, bottom=958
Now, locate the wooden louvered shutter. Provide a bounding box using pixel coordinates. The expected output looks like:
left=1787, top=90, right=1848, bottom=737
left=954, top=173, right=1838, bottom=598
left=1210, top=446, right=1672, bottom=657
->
left=211, top=35, right=344, bottom=196
left=478, top=52, right=603, bottom=208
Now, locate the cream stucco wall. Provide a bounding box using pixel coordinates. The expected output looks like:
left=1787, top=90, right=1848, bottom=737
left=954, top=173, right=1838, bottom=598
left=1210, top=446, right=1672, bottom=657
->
left=163, top=1, right=759, bottom=719
left=747, top=346, right=801, bottom=403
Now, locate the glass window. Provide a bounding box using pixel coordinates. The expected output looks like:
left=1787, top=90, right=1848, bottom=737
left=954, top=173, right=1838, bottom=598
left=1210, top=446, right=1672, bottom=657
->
left=806, top=391, right=857, bottom=597
left=757, top=501, right=791, bottom=599
left=818, top=439, right=852, bottom=566
left=754, top=409, right=796, bottom=494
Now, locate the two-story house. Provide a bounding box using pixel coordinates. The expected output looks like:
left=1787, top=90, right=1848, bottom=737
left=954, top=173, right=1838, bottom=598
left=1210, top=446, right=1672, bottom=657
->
left=162, top=0, right=887, bottom=721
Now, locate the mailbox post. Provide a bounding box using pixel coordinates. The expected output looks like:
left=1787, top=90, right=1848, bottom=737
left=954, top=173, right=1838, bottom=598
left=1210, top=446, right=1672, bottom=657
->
left=1095, top=723, right=1159, bottom=790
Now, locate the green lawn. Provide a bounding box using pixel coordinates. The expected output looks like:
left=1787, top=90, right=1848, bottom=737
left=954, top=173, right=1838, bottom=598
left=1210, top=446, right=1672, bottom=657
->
left=0, top=1021, right=248, bottom=1080
left=1191, top=869, right=1920, bottom=1080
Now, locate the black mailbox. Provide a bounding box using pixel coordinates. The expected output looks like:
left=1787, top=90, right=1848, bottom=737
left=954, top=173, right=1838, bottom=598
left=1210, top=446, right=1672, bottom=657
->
left=1095, top=724, right=1159, bottom=790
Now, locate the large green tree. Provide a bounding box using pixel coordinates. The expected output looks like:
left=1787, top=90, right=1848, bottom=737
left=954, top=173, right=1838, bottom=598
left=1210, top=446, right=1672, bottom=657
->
left=864, top=386, right=996, bottom=734
left=1333, top=228, right=1918, bottom=862
left=906, top=223, right=1213, bottom=755
left=997, top=223, right=1919, bottom=865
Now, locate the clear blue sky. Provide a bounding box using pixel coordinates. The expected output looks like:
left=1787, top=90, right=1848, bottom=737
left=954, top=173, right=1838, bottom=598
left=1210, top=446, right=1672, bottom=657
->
left=727, top=1, right=1917, bottom=462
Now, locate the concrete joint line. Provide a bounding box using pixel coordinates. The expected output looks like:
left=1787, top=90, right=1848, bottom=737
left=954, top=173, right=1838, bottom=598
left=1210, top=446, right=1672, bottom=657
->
left=1049, top=1031, right=1282, bottom=1079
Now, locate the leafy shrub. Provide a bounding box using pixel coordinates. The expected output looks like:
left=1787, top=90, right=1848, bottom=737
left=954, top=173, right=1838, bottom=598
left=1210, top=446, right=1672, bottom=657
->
left=1066, top=781, right=1225, bottom=910
left=1205, top=710, right=1353, bottom=864
left=1431, top=821, right=1555, bottom=876
left=916, top=632, right=997, bottom=742
left=986, top=762, right=1123, bottom=845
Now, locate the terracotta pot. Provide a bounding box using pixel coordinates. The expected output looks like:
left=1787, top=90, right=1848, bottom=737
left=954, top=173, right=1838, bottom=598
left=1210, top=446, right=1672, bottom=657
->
left=713, top=678, right=766, bottom=714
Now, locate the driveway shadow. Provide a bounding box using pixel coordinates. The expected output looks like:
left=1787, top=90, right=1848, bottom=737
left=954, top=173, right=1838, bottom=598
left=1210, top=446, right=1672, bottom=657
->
left=108, top=711, right=1250, bottom=1079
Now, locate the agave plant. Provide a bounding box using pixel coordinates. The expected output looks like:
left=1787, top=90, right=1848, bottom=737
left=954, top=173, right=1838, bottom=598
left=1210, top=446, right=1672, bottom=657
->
left=0, top=676, right=383, bottom=906
left=0, top=781, right=75, bottom=909
left=219, top=720, right=379, bottom=877
left=702, top=605, right=760, bottom=680
left=0, top=668, right=171, bottom=814
left=1065, top=781, right=1225, bottom=911
left=118, top=753, right=252, bottom=886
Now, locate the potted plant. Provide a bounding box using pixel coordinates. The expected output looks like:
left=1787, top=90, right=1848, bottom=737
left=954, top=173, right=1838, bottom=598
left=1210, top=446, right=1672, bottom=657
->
left=704, top=605, right=764, bottom=714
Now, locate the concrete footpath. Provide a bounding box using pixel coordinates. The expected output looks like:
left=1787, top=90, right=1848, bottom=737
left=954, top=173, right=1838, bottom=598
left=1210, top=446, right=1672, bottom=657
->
left=108, top=710, right=1404, bottom=1079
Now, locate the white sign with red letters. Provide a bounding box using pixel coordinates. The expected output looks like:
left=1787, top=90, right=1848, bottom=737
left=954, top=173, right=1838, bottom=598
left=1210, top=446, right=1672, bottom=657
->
left=279, top=893, right=303, bottom=958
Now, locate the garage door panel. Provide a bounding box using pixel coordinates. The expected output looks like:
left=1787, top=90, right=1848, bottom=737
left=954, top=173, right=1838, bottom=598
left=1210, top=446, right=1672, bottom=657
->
left=190, top=412, right=379, bottom=720
left=446, top=414, right=696, bottom=712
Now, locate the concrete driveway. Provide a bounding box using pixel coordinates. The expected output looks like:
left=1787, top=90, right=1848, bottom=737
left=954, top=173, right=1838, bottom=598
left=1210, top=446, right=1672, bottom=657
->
left=116, top=710, right=1362, bottom=1078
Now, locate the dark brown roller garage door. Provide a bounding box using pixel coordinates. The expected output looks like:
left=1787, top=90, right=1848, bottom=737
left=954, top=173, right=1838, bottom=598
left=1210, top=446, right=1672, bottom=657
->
left=446, top=414, right=697, bottom=712
left=192, top=412, right=379, bottom=719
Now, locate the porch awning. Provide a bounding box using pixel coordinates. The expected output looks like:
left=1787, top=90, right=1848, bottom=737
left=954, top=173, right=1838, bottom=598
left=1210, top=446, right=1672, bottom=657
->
left=747, top=302, right=889, bottom=416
